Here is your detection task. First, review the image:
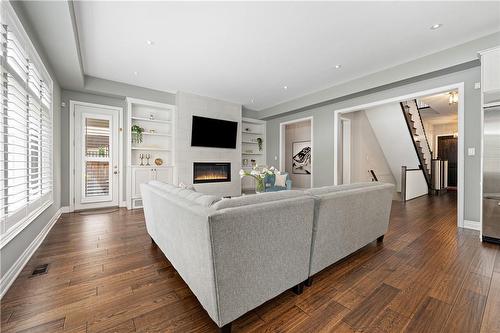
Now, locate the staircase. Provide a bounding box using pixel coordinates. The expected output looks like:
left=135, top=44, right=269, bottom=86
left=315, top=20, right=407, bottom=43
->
left=400, top=100, right=432, bottom=188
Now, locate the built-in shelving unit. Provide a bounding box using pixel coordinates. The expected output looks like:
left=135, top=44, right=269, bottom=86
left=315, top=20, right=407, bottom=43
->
left=241, top=117, right=266, bottom=192
left=126, top=98, right=176, bottom=209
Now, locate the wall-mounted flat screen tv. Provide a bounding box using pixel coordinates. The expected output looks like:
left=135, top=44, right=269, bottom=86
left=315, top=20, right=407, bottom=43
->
left=191, top=115, right=238, bottom=149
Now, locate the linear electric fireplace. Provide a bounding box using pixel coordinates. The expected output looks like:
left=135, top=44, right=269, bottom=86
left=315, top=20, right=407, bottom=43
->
left=193, top=162, right=231, bottom=184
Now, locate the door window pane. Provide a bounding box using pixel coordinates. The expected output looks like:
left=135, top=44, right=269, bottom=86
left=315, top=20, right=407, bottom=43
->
left=85, top=118, right=110, bottom=157
left=85, top=161, right=109, bottom=197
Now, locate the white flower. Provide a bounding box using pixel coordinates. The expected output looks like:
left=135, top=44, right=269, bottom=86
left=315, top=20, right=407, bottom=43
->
left=239, top=169, right=245, bottom=178
left=260, top=174, right=266, bottom=178
left=269, top=166, right=275, bottom=171
left=250, top=170, right=258, bottom=176
left=262, top=168, right=268, bottom=174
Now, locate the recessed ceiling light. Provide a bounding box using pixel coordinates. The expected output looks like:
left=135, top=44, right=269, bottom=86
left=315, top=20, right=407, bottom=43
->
left=146, top=40, right=155, bottom=45
left=430, top=24, right=442, bottom=30
left=250, top=98, right=255, bottom=104
left=283, top=86, right=288, bottom=90
left=335, top=64, right=342, bottom=69
left=133, top=71, right=138, bottom=75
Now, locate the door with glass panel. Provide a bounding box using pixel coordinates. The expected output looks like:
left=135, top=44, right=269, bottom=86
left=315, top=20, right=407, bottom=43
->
left=74, top=104, right=119, bottom=210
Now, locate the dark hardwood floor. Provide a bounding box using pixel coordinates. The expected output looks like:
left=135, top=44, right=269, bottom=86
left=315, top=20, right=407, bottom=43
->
left=2, top=193, right=500, bottom=332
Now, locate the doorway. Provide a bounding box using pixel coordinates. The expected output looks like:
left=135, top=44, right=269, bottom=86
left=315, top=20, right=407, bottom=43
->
left=70, top=101, right=123, bottom=211
left=437, top=135, right=458, bottom=188
left=339, top=117, right=351, bottom=184
left=279, top=117, right=313, bottom=189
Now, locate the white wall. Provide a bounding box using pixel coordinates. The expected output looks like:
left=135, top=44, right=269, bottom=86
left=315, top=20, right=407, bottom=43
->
left=364, top=103, right=423, bottom=192
left=176, top=92, right=242, bottom=197
left=285, top=120, right=311, bottom=188
left=342, top=111, right=396, bottom=186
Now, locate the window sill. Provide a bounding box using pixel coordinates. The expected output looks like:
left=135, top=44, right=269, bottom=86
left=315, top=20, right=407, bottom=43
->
left=0, top=199, right=53, bottom=249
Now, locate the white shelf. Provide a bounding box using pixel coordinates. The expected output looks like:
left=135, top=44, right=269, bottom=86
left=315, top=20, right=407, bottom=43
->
left=142, top=132, right=171, bottom=137
left=242, top=152, right=263, bottom=155
left=131, top=116, right=171, bottom=124
left=131, top=164, right=174, bottom=168
left=131, top=147, right=171, bottom=151
left=242, top=141, right=258, bottom=144
left=242, top=131, right=263, bottom=135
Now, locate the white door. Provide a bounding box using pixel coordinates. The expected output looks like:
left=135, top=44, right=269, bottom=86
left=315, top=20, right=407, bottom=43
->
left=74, top=104, right=119, bottom=210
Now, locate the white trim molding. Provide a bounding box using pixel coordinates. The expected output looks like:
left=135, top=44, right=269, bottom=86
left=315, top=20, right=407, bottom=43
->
left=0, top=207, right=62, bottom=298
left=279, top=116, right=314, bottom=187
left=333, top=82, right=465, bottom=229
left=463, top=220, right=481, bottom=231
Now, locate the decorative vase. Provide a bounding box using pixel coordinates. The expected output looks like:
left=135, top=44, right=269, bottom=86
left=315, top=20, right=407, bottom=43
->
left=255, top=178, right=265, bottom=193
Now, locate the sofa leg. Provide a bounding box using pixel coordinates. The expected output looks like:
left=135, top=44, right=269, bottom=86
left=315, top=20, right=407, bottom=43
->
left=305, top=277, right=313, bottom=287
left=292, top=282, right=304, bottom=295
left=150, top=236, right=157, bottom=246
left=377, top=235, right=385, bottom=243
left=220, top=322, right=232, bottom=333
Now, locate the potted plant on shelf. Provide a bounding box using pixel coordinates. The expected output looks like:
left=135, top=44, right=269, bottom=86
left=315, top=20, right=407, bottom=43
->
left=131, top=125, right=144, bottom=143
left=256, top=137, right=263, bottom=151
left=240, top=165, right=278, bottom=193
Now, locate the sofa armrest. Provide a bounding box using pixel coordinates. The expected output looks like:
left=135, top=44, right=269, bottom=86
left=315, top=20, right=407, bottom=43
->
left=208, top=196, right=314, bottom=326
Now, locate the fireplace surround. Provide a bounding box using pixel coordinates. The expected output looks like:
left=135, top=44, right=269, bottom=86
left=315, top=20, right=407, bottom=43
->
left=193, top=162, right=231, bottom=184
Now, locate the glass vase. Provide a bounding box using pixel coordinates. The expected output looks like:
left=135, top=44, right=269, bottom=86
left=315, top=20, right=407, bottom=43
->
left=255, top=178, right=265, bottom=193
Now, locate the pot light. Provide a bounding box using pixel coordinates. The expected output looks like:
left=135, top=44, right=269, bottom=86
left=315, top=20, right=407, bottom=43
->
left=335, top=64, right=342, bottom=69
left=146, top=40, right=155, bottom=45
left=430, top=24, right=442, bottom=30
left=448, top=91, right=458, bottom=105
left=133, top=71, right=138, bottom=76
left=283, top=86, right=288, bottom=90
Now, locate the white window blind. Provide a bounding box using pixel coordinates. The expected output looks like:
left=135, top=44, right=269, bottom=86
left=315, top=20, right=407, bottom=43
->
left=1, top=2, right=53, bottom=246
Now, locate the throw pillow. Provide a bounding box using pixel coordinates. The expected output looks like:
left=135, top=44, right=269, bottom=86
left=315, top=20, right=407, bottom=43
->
left=275, top=173, right=287, bottom=187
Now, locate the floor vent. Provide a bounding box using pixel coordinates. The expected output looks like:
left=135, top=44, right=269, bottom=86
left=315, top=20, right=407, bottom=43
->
left=31, top=264, right=49, bottom=277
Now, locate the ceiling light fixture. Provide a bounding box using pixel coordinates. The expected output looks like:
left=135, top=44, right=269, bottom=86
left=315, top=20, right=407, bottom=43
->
left=430, top=23, right=442, bottom=30
left=448, top=91, right=458, bottom=105
left=146, top=40, right=155, bottom=45
left=283, top=86, right=288, bottom=90
left=133, top=71, right=138, bottom=76
left=335, top=64, right=342, bottom=69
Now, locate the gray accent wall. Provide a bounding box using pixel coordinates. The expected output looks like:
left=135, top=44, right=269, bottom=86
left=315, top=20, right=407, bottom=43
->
left=1, top=2, right=62, bottom=279
left=266, top=66, right=482, bottom=222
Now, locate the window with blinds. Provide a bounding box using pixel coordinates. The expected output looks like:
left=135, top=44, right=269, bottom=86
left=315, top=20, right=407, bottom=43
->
left=1, top=2, right=53, bottom=245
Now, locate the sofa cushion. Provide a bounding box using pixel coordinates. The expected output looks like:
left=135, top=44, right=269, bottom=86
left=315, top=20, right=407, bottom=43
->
left=305, top=182, right=381, bottom=196
left=148, top=181, right=219, bottom=207
left=212, top=190, right=305, bottom=210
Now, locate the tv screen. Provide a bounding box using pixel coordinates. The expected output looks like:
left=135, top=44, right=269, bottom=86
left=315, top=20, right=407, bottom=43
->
left=191, top=116, right=238, bottom=149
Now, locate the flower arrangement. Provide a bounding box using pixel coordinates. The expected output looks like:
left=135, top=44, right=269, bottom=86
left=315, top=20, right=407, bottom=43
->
left=256, top=137, right=263, bottom=151
left=131, top=125, right=144, bottom=143
left=240, top=165, right=278, bottom=193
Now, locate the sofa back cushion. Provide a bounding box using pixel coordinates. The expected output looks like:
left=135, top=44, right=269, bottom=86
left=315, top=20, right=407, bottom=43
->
left=306, top=181, right=382, bottom=196
left=213, top=190, right=305, bottom=210
left=147, top=181, right=219, bottom=207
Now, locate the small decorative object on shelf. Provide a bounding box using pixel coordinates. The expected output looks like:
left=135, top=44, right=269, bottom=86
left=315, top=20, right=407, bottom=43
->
left=149, top=129, right=156, bottom=134
left=239, top=166, right=279, bottom=193
left=245, top=127, right=251, bottom=132
left=131, top=125, right=144, bottom=143
left=257, top=137, right=263, bottom=151
left=149, top=114, right=155, bottom=120
left=145, top=153, right=151, bottom=166
left=154, top=158, right=163, bottom=166
left=242, top=158, right=249, bottom=166
left=139, top=153, right=144, bottom=166
left=251, top=159, right=256, bottom=167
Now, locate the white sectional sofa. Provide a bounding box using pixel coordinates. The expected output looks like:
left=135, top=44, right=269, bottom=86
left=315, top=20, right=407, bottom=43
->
left=141, top=180, right=394, bottom=333
left=141, top=181, right=316, bottom=333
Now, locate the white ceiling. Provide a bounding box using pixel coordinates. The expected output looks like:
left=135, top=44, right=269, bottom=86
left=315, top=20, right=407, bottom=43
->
left=74, top=1, right=500, bottom=110
left=420, top=92, right=458, bottom=125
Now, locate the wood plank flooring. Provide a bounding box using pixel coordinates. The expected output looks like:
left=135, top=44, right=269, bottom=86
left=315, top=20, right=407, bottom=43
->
left=2, top=193, right=500, bottom=332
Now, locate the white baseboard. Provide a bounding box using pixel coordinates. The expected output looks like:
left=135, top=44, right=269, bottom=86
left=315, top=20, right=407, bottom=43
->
left=119, top=201, right=127, bottom=208
left=60, top=206, right=71, bottom=213
left=0, top=207, right=62, bottom=299
left=463, top=220, right=480, bottom=231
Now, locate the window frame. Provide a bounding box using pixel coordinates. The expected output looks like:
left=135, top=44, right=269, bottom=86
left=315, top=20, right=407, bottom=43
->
left=1, top=1, right=54, bottom=248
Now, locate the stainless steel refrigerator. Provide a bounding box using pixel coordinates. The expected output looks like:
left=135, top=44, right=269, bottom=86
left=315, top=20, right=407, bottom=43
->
left=483, top=104, right=500, bottom=243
